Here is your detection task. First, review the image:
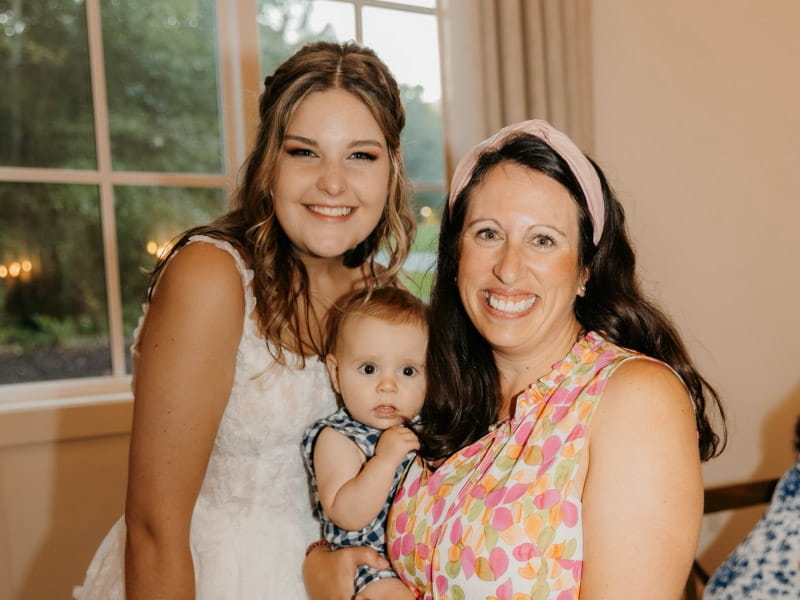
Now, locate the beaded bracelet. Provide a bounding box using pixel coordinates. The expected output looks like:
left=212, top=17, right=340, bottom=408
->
left=305, top=539, right=332, bottom=556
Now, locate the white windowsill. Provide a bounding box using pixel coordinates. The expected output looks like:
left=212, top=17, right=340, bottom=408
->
left=0, top=376, right=133, bottom=414
left=0, top=377, right=134, bottom=448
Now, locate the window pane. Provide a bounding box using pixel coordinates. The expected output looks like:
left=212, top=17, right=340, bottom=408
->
left=101, top=0, right=223, bottom=173
left=403, top=189, right=440, bottom=299
left=0, top=183, right=110, bottom=384
left=257, top=0, right=355, bottom=77
left=114, top=186, right=227, bottom=371
left=0, top=1, right=96, bottom=168
left=409, top=188, right=443, bottom=252
left=362, top=7, right=444, bottom=185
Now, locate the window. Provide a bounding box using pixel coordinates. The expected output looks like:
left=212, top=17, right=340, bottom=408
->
left=0, top=0, right=444, bottom=392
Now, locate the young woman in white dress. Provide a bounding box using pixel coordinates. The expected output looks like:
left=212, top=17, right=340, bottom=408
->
left=74, top=41, right=415, bottom=600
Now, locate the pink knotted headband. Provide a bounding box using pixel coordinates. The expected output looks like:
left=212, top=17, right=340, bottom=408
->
left=447, top=119, right=605, bottom=245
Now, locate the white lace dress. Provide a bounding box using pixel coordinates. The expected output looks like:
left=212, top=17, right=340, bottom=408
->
left=74, top=236, right=336, bottom=599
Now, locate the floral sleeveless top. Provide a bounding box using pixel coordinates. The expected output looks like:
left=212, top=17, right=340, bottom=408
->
left=387, top=331, right=650, bottom=600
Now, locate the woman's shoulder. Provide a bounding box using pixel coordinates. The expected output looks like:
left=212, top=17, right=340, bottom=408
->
left=603, top=358, right=690, bottom=410
left=170, top=239, right=242, bottom=280
left=592, top=357, right=696, bottom=455
left=184, top=234, right=250, bottom=269
left=153, top=240, right=246, bottom=312
left=132, top=239, right=247, bottom=380
left=587, top=333, right=682, bottom=391
left=585, top=334, right=694, bottom=434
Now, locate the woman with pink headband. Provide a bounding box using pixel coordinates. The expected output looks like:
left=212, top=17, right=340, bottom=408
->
left=306, top=120, right=725, bottom=599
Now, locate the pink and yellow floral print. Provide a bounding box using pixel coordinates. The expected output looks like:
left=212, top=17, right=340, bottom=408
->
left=387, top=331, right=653, bottom=600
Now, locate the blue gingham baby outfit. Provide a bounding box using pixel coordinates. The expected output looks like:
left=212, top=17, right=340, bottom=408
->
left=302, top=407, right=413, bottom=593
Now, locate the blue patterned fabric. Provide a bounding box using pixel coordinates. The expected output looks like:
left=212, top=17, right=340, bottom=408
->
left=704, top=457, right=800, bottom=599
left=302, top=407, right=412, bottom=592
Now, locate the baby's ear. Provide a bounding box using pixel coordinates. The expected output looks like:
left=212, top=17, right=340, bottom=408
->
left=325, top=354, right=341, bottom=394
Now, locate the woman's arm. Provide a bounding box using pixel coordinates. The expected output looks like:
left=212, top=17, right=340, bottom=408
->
left=580, top=359, right=703, bottom=599
left=124, top=243, right=245, bottom=599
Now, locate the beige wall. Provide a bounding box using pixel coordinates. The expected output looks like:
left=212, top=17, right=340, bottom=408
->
left=0, top=402, right=131, bottom=600
left=592, top=0, right=800, bottom=569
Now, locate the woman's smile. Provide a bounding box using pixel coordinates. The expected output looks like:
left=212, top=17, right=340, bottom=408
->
left=305, top=204, right=355, bottom=218
left=483, top=289, right=537, bottom=316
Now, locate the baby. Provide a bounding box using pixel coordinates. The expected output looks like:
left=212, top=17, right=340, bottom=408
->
left=302, top=287, right=427, bottom=599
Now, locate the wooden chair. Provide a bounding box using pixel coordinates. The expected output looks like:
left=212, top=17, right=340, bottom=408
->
left=683, top=478, right=779, bottom=599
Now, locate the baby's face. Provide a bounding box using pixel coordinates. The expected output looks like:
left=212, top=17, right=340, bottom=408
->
left=325, top=314, right=427, bottom=430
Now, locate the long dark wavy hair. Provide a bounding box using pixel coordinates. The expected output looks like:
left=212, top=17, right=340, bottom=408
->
left=419, top=134, right=725, bottom=462
left=148, top=41, right=416, bottom=364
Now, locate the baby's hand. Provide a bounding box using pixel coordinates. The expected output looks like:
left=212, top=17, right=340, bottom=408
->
left=374, top=426, right=419, bottom=466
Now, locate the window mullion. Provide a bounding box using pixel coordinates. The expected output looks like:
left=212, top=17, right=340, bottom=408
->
left=239, top=1, right=267, bottom=155
left=217, top=1, right=251, bottom=183
left=85, top=0, right=125, bottom=377
left=354, top=1, right=364, bottom=42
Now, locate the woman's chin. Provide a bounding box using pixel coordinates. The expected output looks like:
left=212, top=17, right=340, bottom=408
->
left=296, top=242, right=358, bottom=262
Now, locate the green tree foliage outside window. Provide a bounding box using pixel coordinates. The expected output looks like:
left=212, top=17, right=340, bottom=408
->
left=102, top=0, right=223, bottom=173
left=0, top=0, right=95, bottom=168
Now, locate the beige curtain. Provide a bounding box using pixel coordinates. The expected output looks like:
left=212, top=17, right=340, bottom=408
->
left=437, top=0, right=594, bottom=179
